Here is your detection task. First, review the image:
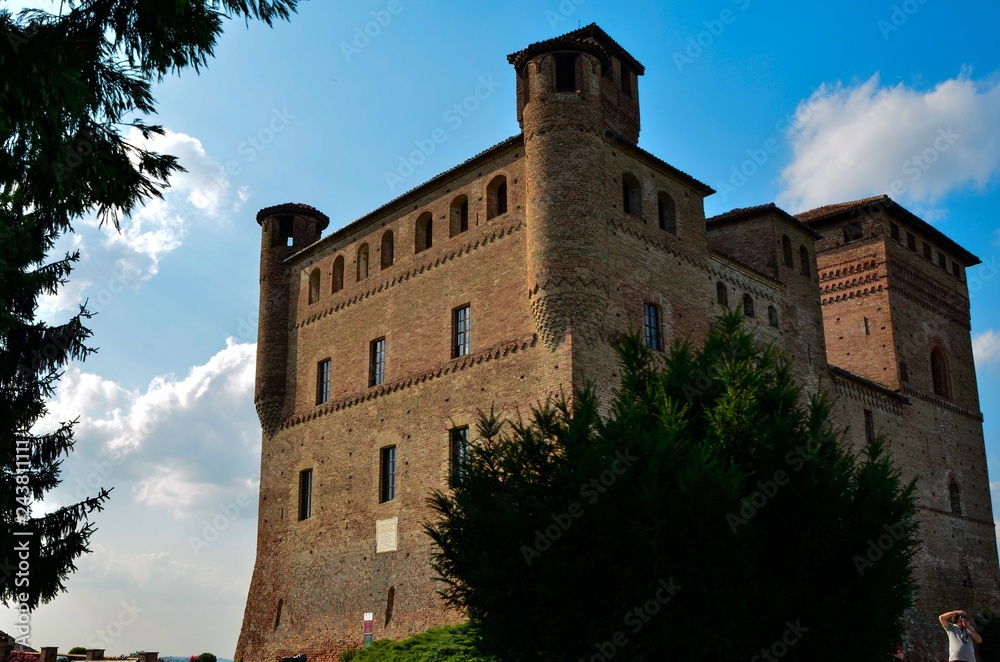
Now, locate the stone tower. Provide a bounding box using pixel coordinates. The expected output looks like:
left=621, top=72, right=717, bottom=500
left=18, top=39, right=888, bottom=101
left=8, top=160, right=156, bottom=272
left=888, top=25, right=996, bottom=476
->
left=254, top=203, right=330, bottom=435
left=510, top=25, right=645, bottom=354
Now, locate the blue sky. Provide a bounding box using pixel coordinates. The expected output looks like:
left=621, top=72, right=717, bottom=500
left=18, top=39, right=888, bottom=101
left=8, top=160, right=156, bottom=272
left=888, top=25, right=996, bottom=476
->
left=4, top=0, right=1000, bottom=656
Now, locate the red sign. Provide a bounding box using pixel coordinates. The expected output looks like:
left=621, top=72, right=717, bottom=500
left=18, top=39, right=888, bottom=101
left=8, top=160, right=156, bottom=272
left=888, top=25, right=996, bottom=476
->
left=363, top=612, right=373, bottom=635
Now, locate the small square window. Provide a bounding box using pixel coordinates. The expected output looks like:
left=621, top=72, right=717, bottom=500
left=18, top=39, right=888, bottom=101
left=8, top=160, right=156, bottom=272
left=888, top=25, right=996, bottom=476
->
left=380, top=446, right=397, bottom=503
left=643, top=303, right=661, bottom=351
left=298, top=469, right=313, bottom=521
left=316, top=359, right=331, bottom=405
left=369, top=338, right=386, bottom=387
left=453, top=305, right=471, bottom=358
left=450, top=427, right=469, bottom=479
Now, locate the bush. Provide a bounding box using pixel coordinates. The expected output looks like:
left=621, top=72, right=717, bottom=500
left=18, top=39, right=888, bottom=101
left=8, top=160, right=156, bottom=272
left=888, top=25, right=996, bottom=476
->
left=426, top=312, right=918, bottom=661
left=197, top=654, right=216, bottom=662
left=67, top=649, right=87, bottom=656
left=341, top=624, right=495, bottom=661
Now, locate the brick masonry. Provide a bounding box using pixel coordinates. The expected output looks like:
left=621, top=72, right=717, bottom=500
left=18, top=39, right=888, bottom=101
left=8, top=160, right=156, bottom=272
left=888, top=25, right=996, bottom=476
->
left=236, top=25, right=999, bottom=662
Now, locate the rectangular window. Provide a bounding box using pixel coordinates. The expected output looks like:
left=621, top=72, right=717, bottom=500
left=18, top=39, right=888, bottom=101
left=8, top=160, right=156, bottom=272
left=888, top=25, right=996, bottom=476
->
left=555, top=54, right=578, bottom=92
left=889, top=222, right=900, bottom=241
left=620, top=68, right=632, bottom=98
left=906, top=232, right=916, bottom=251
left=864, top=317, right=871, bottom=336
left=380, top=446, right=397, bottom=503
left=298, top=469, right=313, bottom=521
left=316, top=358, right=331, bottom=405
left=450, top=426, right=469, bottom=479
left=453, top=305, right=471, bottom=358
left=369, top=337, right=386, bottom=387
left=923, top=242, right=932, bottom=259
left=937, top=252, right=946, bottom=269
left=643, top=303, right=661, bottom=351
left=952, top=262, right=961, bottom=278
left=863, top=409, right=875, bottom=444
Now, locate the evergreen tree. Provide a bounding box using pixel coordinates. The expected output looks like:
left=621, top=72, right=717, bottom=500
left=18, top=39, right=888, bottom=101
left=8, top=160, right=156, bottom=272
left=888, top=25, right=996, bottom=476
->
left=0, top=0, right=298, bottom=611
left=426, top=312, right=917, bottom=661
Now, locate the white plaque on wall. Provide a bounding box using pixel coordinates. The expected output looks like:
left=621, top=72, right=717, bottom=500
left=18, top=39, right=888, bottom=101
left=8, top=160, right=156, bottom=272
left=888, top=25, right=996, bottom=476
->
left=376, top=517, right=398, bottom=553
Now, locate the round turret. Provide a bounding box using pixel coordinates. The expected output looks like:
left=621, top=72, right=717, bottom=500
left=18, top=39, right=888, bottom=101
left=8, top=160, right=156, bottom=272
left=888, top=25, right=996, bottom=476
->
left=254, top=203, right=329, bottom=434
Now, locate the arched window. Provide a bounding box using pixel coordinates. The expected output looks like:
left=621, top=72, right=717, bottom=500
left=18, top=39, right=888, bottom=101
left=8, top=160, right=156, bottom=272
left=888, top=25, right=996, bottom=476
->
left=415, top=212, right=433, bottom=252
left=899, top=361, right=910, bottom=383
left=332, top=255, right=344, bottom=293
left=357, top=243, right=369, bottom=281
left=782, top=235, right=793, bottom=268
left=799, top=245, right=810, bottom=277
left=716, top=282, right=728, bottom=307
left=931, top=347, right=950, bottom=398
left=487, top=176, right=507, bottom=219
left=743, top=293, right=754, bottom=317
left=450, top=195, right=469, bottom=237
left=380, top=230, right=394, bottom=269
left=657, top=192, right=676, bottom=234
left=308, top=268, right=320, bottom=304
left=767, top=305, right=778, bottom=328
left=949, top=477, right=962, bottom=515
left=622, top=173, right=641, bottom=216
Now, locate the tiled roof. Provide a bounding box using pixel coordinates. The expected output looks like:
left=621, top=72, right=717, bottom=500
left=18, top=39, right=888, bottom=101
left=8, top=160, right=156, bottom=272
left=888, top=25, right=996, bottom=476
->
left=256, top=202, right=330, bottom=229
left=830, top=365, right=910, bottom=404
left=707, top=202, right=822, bottom=239
left=796, top=194, right=980, bottom=266
left=507, top=23, right=645, bottom=74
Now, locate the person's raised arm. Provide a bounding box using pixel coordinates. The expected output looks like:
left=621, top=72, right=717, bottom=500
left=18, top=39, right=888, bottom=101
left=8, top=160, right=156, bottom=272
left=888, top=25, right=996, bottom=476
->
left=940, top=610, right=963, bottom=629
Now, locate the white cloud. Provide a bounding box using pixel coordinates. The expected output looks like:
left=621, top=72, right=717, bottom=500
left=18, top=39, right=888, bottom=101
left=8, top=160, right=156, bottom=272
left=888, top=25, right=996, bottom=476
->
left=779, top=72, right=1000, bottom=212
left=134, top=467, right=218, bottom=518
left=974, top=329, right=1000, bottom=368
left=35, top=128, right=234, bottom=321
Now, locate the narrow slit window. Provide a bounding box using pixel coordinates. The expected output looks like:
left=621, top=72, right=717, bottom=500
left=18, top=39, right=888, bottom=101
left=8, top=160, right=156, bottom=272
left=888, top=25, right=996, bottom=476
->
left=316, top=359, right=331, bottom=405
left=782, top=235, right=793, bottom=268
left=450, top=426, right=469, bottom=479
left=370, top=337, right=386, bottom=387
left=949, top=479, right=962, bottom=515
left=863, top=409, right=875, bottom=444
left=643, top=303, right=661, bottom=351
left=298, top=469, right=313, bottom=521
left=381, top=230, right=394, bottom=269
left=380, top=446, right=397, bottom=503
left=743, top=294, right=754, bottom=318
left=332, top=256, right=344, bottom=293
left=768, top=305, right=778, bottom=328
left=657, top=192, right=676, bottom=234
left=716, top=282, right=729, bottom=307
left=799, top=246, right=810, bottom=277
left=453, top=305, right=471, bottom=358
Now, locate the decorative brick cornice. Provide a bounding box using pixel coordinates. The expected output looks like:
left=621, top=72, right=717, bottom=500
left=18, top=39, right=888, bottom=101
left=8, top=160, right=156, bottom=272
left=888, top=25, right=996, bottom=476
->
left=901, top=385, right=983, bottom=422
left=278, top=333, right=538, bottom=431
left=888, top=259, right=970, bottom=329
left=831, top=368, right=908, bottom=416
left=296, top=219, right=523, bottom=330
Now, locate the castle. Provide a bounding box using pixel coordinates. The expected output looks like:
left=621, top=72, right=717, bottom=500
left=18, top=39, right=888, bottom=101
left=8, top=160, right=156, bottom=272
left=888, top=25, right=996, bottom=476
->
left=236, top=25, right=998, bottom=661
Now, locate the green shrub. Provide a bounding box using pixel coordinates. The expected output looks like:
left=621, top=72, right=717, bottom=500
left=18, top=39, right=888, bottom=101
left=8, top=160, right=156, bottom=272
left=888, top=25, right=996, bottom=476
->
left=67, top=648, right=87, bottom=656
left=342, top=624, right=495, bottom=661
